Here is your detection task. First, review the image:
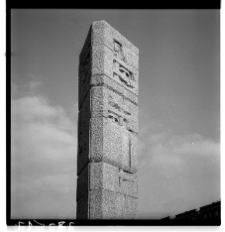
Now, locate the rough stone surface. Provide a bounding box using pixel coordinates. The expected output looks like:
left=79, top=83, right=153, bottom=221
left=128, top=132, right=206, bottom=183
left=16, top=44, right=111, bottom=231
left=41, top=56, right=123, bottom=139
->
left=90, top=117, right=138, bottom=173
left=91, top=85, right=138, bottom=133
left=77, top=164, right=89, bottom=201
left=77, top=20, right=138, bottom=219
left=89, top=189, right=103, bottom=219
left=92, top=20, right=139, bottom=57
left=91, top=74, right=138, bottom=105
left=79, top=30, right=91, bottom=108
left=77, top=197, right=89, bottom=219
left=77, top=93, right=90, bottom=175
left=124, top=195, right=138, bottom=219
left=89, top=189, right=137, bottom=219
left=89, top=162, right=138, bottom=197
left=91, top=44, right=139, bottom=96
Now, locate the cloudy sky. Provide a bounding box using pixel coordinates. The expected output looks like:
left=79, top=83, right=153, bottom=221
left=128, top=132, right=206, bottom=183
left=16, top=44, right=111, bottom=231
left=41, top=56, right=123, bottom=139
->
left=11, top=9, right=220, bottom=219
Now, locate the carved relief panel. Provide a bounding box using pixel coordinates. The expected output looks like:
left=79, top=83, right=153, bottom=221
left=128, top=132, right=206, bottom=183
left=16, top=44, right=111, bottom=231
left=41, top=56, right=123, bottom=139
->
left=104, top=89, right=138, bottom=173
left=107, top=91, right=138, bottom=133
left=112, top=40, right=138, bottom=94
left=104, top=118, right=137, bottom=173
left=113, top=60, right=135, bottom=89
left=91, top=86, right=138, bottom=132
left=118, top=168, right=138, bottom=197
left=113, top=40, right=126, bottom=62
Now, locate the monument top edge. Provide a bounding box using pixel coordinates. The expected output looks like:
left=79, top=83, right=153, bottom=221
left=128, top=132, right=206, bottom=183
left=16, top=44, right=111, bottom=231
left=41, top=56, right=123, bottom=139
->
left=91, top=20, right=139, bottom=55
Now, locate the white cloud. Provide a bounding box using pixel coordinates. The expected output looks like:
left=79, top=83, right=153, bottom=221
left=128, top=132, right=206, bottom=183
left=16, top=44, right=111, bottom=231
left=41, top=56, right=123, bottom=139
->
left=138, top=127, right=220, bottom=219
left=11, top=86, right=78, bottom=219
left=11, top=79, right=43, bottom=99
left=11, top=81, right=220, bottom=219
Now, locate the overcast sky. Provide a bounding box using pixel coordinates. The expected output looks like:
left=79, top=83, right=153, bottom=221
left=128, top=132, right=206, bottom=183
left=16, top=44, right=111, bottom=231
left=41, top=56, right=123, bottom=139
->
left=11, top=9, right=220, bottom=219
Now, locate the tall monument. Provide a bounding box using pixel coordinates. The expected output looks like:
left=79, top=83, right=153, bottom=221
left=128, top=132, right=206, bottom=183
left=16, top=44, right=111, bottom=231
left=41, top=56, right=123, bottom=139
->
left=77, top=20, right=139, bottom=219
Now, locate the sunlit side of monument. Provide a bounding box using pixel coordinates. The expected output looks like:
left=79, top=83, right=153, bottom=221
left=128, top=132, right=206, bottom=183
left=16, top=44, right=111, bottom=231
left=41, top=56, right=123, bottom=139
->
left=76, top=20, right=139, bottom=219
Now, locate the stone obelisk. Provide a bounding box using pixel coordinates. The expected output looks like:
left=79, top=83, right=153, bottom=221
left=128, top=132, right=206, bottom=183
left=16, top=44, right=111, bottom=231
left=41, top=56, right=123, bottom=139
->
left=77, top=20, right=139, bottom=219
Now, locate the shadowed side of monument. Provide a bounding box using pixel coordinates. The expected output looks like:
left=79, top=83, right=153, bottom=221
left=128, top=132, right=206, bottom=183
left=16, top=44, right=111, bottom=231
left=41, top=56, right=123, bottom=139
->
left=77, top=20, right=139, bottom=219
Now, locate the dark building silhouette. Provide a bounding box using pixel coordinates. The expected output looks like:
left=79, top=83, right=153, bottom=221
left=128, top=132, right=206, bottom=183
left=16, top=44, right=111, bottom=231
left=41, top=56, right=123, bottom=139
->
left=198, top=201, right=221, bottom=220
left=161, top=200, right=220, bottom=225
left=174, top=209, right=199, bottom=221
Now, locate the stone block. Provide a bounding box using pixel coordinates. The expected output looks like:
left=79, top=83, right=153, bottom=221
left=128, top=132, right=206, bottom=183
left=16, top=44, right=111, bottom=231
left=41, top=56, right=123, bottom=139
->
left=119, top=169, right=138, bottom=197
left=104, top=120, right=138, bottom=172
left=89, top=162, right=138, bottom=197
left=91, top=20, right=139, bottom=58
left=79, top=27, right=91, bottom=63
left=123, top=46, right=139, bottom=71
left=89, top=189, right=138, bottom=219
left=91, top=20, right=113, bottom=53
left=89, top=117, right=104, bottom=163
left=78, top=72, right=90, bottom=110
left=90, top=162, right=119, bottom=192
left=103, top=117, right=124, bottom=168
left=91, top=74, right=138, bottom=105
left=90, top=117, right=138, bottom=173
left=90, top=85, right=108, bottom=118
left=89, top=189, right=103, bottom=219
left=77, top=95, right=90, bottom=174
left=111, top=58, right=139, bottom=96
left=101, top=190, right=125, bottom=219
left=79, top=33, right=91, bottom=107
left=91, top=85, right=138, bottom=133
left=129, top=132, right=138, bottom=173
left=124, top=195, right=138, bottom=219
left=76, top=196, right=89, bottom=219
left=76, top=164, right=89, bottom=201
left=91, top=44, right=138, bottom=96
left=92, top=44, right=113, bottom=79
left=89, top=162, right=104, bottom=190
left=89, top=189, right=126, bottom=219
